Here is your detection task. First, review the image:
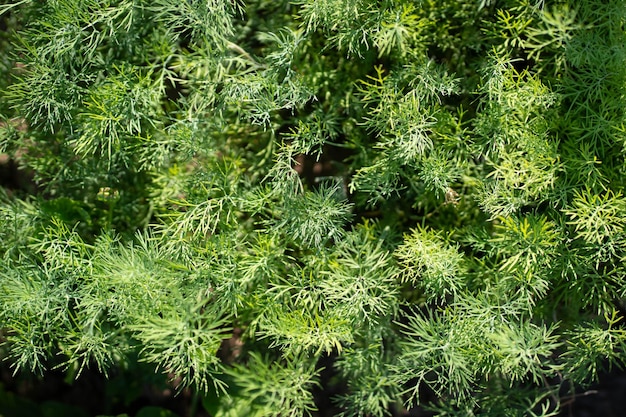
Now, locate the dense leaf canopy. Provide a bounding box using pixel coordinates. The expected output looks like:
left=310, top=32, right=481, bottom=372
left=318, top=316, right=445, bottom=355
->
left=1, top=1, right=626, bottom=416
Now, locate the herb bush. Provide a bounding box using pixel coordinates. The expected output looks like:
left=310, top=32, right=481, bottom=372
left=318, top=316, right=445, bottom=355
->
left=1, top=0, right=626, bottom=416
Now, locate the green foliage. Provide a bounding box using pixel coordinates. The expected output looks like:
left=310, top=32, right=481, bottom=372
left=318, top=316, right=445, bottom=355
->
left=2, top=0, right=626, bottom=416
left=395, top=225, right=466, bottom=301
left=221, top=352, right=319, bottom=417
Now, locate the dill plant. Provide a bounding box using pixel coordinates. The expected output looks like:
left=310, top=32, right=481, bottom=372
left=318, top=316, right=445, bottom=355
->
left=1, top=1, right=626, bottom=416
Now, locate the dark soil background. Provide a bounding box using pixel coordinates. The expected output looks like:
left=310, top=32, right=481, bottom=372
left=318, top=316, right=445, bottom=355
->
left=556, top=367, right=626, bottom=417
